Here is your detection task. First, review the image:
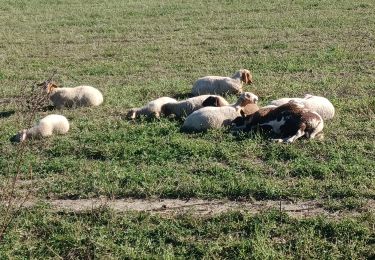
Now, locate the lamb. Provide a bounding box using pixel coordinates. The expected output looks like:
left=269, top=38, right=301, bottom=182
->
left=191, top=69, right=253, bottom=96
left=204, top=95, right=260, bottom=117
left=126, top=97, right=178, bottom=119
left=269, top=94, right=335, bottom=120
left=161, top=95, right=229, bottom=118
left=234, top=101, right=324, bottom=143
left=11, top=114, right=70, bottom=142
left=181, top=92, right=258, bottom=132
left=43, top=82, right=103, bottom=109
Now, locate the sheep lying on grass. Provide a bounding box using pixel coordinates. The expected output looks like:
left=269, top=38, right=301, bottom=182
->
left=269, top=94, right=335, bottom=120
left=44, top=82, right=103, bottom=109
left=12, top=114, right=70, bottom=142
left=192, top=69, right=253, bottom=96
left=203, top=95, right=260, bottom=117
left=127, top=97, right=178, bottom=119
left=181, top=92, right=258, bottom=132
left=234, top=101, right=324, bottom=143
left=161, top=95, right=229, bottom=118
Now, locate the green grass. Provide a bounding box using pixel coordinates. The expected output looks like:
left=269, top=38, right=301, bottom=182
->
left=0, top=0, right=374, bottom=258
left=1, top=206, right=374, bottom=259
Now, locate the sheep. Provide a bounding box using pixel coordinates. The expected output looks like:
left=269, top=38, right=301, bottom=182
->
left=269, top=94, right=335, bottom=120
left=204, top=95, right=260, bottom=117
left=11, top=114, right=70, bottom=142
left=191, top=69, right=253, bottom=96
left=161, top=95, right=229, bottom=118
left=43, top=82, right=103, bottom=109
left=126, top=97, right=178, bottom=119
left=181, top=92, right=258, bottom=132
left=234, top=101, right=324, bottom=143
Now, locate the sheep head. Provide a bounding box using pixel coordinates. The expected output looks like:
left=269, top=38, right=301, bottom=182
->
left=11, top=129, right=27, bottom=143
left=46, top=82, right=58, bottom=94
left=240, top=69, right=253, bottom=85
left=126, top=109, right=137, bottom=119
left=37, top=80, right=59, bottom=94
left=161, top=103, right=173, bottom=116
left=238, top=92, right=258, bottom=107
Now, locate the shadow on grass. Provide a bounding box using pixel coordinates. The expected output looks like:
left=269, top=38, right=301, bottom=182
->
left=39, top=105, right=55, bottom=112
left=0, top=110, right=15, bottom=118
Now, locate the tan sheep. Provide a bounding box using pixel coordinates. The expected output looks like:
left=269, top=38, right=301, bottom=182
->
left=126, top=97, right=178, bottom=119
left=12, top=114, right=70, bottom=142
left=44, top=82, right=103, bottom=109
left=234, top=101, right=324, bottom=143
left=191, top=69, right=253, bottom=96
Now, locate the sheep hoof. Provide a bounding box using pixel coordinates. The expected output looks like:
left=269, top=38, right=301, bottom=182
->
left=316, top=133, right=325, bottom=140
left=271, top=138, right=283, bottom=143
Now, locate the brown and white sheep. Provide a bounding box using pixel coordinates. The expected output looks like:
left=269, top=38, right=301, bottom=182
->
left=269, top=94, right=335, bottom=120
left=233, top=101, right=324, bottom=143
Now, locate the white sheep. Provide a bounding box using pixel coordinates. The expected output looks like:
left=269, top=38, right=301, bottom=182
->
left=44, top=82, right=103, bottom=109
left=269, top=94, right=335, bottom=120
left=181, top=92, right=258, bottom=132
left=126, top=97, right=178, bottom=119
left=191, top=69, right=253, bottom=96
left=12, top=114, right=70, bottom=142
left=234, top=101, right=324, bottom=143
left=161, top=95, right=229, bottom=118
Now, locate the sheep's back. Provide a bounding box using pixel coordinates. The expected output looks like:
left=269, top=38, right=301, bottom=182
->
left=182, top=106, right=239, bottom=131
left=74, top=86, right=103, bottom=106
left=303, top=97, right=335, bottom=120
left=192, top=77, right=242, bottom=95
left=38, top=115, right=70, bottom=136
left=147, top=97, right=177, bottom=112
left=50, top=86, right=103, bottom=107
left=270, top=96, right=335, bottom=120
left=270, top=97, right=305, bottom=106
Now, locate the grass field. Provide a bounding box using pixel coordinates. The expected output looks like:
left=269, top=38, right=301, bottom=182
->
left=0, top=0, right=374, bottom=258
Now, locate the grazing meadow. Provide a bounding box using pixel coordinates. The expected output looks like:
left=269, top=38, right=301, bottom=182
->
left=0, top=0, right=374, bottom=258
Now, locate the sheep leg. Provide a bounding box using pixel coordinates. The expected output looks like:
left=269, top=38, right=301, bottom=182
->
left=282, top=129, right=305, bottom=143
left=307, top=120, right=324, bottom=140
left=154, top=112, right=161, bottom=119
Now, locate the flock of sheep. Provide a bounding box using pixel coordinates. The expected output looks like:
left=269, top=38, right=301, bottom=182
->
left=12, top=69, right=335, bottom=144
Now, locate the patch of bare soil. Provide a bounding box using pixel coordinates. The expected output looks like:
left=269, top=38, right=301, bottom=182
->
left=11, top=198, right=373, bottom=218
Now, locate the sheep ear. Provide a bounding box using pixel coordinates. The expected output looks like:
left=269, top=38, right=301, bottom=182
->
left=45, top=82, right=58, bottom=93
left=247, top=72, right=253, bottom=84
left=241, top=72, right=247, bottom=83
left=216, top=98, right=225, bottom=107
left=214, top=97, right=219, bottom=107
left=21, top=130, right=27, bottom=142
left=202, top=96, right=219, bottom=107
left=161, top=104, right=170, bottom=116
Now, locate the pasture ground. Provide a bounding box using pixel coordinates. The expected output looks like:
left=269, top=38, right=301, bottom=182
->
left=0, top=0, right=374, bottom=258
